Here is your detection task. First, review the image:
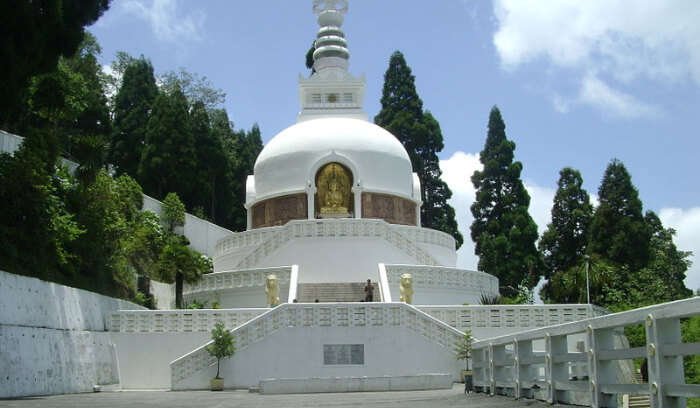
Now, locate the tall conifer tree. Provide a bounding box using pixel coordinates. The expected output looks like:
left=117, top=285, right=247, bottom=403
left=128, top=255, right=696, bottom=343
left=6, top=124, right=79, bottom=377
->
left=470, top=106, right=541, bottom=290
left=110, top=58, right=158, bottom=177
left=589, top=159, right=650, bottom=271
left=190, top=101, right=228, bottom=221
left=538, top=167, right=593, bottom=278
left=138, top=85, right=197, bottom=203
left=375, top=51, right=462, bottom=248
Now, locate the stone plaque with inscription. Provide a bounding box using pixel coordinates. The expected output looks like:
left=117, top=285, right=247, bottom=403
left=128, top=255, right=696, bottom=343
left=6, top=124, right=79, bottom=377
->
left=323, top=344, right=364, bottom=365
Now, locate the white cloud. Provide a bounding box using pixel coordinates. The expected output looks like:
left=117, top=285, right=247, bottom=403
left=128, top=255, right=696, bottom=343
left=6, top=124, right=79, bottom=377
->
left=659, top=207, right=700, bottom=292
left=492, top=0, right=700, bottom=116
left=121, top=0, right=204, bottom=44
left=579, top=74, right=661, bottom=119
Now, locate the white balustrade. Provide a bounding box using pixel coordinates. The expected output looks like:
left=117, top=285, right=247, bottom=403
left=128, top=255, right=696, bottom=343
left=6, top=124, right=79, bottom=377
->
left=109, top=308, right=269, bottom=333
left=471, top=297, right=700, bottom=407
left=418, top=304, right=607, bottom=333
left=384, top=264, right=499, bottom=296
left=183, top=266, right=293, bottom=296
left=169, top=302, right=465, bottom=387
left=227, top=219, right=440, bottom=270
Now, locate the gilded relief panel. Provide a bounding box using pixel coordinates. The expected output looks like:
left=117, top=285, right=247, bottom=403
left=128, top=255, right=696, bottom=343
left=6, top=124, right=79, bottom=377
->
left=251, top=193, right=308, bottom=229
left=361, top=192, right=416, bottom=226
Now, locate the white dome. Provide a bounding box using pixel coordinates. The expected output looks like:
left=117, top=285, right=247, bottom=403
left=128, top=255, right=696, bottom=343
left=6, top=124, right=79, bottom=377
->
left=253, top=118, right=414, bottom=201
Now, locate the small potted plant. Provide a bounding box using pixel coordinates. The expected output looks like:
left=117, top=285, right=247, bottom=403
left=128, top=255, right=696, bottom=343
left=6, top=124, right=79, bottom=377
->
left=454, top=330, right=473, bottom=393
left=206, top=322, right=236, bottom=391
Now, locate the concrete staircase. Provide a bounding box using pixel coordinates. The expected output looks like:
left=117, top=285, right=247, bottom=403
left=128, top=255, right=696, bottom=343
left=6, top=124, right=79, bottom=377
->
left=625, top=372, right=650, bottom=408
left=296, top=282, right=378, bottom=302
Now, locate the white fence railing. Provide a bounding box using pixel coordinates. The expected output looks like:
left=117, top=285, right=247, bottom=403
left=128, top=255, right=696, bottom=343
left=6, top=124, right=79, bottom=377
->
left=215, top=221, right=456, bottom=258
left=384, top=264, right=499, bottom=297
left=216, top=219, right=441, bottom=270
left=471, top=297, right=700, bottom=408
left=183, top=266, right=293, bottom=297
left=418, top=304, right=608, bottom=334
left=169, top=302, right=464, bottom=387
left=109, top=308, right=269, bottom=333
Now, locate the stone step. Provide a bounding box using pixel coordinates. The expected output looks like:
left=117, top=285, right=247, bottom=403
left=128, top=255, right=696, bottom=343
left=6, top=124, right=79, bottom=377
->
left=296, top=282, right=378, bottom=303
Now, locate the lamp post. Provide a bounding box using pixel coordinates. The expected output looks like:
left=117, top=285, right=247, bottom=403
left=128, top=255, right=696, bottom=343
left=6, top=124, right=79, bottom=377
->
left=584, top=255, right=591, bottom=305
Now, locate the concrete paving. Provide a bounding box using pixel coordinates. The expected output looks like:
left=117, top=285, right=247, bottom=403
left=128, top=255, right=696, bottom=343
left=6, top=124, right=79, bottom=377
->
left=0, top=385, right=576, bottom=408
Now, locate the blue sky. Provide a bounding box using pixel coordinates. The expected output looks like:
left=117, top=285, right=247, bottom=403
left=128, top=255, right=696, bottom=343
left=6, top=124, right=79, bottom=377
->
left=90, top=0, right=700, bottom=291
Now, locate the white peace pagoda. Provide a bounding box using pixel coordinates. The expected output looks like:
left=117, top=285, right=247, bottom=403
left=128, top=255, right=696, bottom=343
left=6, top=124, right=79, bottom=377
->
left=107, top=1, right=604, bottom=394
left=186, top=0, right=498, bottom=309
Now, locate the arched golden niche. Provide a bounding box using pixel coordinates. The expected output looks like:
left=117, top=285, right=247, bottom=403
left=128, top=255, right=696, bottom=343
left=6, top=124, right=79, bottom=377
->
left=315, top=162, right=353, bottom=218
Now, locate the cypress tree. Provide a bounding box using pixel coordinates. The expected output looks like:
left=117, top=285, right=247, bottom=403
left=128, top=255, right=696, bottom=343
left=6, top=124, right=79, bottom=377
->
left=138, top=85, right=197, bottom=204
left=190, top=101, right=228, bottom=221
left=538, top=167, right=593, bottom=278
left=470, top=106, right=541, bottom=290
left=589, top=159, right=650, bottom=271
left=110, top=57, right=158, bottom=178
left=375, top=51, right=462, bottom=248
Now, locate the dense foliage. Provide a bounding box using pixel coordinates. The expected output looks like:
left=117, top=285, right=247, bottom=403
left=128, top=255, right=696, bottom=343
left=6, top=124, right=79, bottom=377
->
left=470, top=106, right=541, bottom=291
left=375, top=51, right=463, bottom=248
left=0, top=21, right=259, bottom=303
left=539, top=160, right=692, bottom=307
left=0, top=0, right=111, bottom=126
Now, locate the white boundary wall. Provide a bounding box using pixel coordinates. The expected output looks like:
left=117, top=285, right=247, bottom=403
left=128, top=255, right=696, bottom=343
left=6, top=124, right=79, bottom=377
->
left=0, top=271, right=144, bottom=398
left=170, top=303, right=465, bottom=390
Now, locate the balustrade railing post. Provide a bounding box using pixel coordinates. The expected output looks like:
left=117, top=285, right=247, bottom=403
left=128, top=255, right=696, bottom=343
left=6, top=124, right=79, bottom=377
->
left=488, top=343, right=495, bottom=395
left=546, top=333, right=568, bottom=404
left=491, top=343, right=507, bottom=396
left=515, top=339, right=536, bottom=399
left=645, top=314, right=685, bottom=408
left=587, top=326, right=616, bottom=408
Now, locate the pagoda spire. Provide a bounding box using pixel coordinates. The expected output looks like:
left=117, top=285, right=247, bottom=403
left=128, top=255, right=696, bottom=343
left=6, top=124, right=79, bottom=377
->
left=298, top=0, right=366, bottom=122
left=312, top=0, right=350, bottom=73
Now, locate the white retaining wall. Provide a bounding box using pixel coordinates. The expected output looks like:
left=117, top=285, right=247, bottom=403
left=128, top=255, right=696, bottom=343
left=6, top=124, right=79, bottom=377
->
left=0, top=270, right=144, bottom=398
left=175, top=326, right=462, bottom=390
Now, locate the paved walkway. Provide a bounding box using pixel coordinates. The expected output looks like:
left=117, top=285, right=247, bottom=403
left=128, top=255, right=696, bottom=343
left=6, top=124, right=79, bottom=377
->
left=0, top=385, right=576, bottom=408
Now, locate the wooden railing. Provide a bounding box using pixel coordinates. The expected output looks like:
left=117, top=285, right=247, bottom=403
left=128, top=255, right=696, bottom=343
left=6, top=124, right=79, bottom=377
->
left=471, top=297, right=700, bottom=407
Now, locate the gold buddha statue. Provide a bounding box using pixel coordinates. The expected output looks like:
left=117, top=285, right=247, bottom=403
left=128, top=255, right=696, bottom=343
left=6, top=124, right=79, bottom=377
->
left=317, top=163, right=351, bottom=216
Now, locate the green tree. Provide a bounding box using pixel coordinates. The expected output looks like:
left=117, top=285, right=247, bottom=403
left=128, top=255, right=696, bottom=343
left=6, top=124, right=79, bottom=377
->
left=0, top=139, right=83, bottom=281
left=470, top=106, right=541, bottom=290
left=305, top=40, right=316, bottom=75
left=162, top=193, right=186, bottom=233
left=375, top=51, right=462, bottom=247
left=70, top=171, right=144, bottom=297
left=220, top=122, right=263, bottom=231
left=0, top=0, right=111, bottom=126
left=110, top=57, right=158, bottom=178
left=589, top=159, right=650, bottom=271
left=206, top=322, right=236, bottom=380
left=190, top=102, right=228, bottom=221
left=159, top=68, right=226, bottom=111
left=454, top=331, right=473, bottom=372
left=421, top=112, right=463, bottom=248
left=138, top=85, right=197, bottom=203
left=157, top=192, right=211, bottom=308
left=538, top=168, right=593, bottom=279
